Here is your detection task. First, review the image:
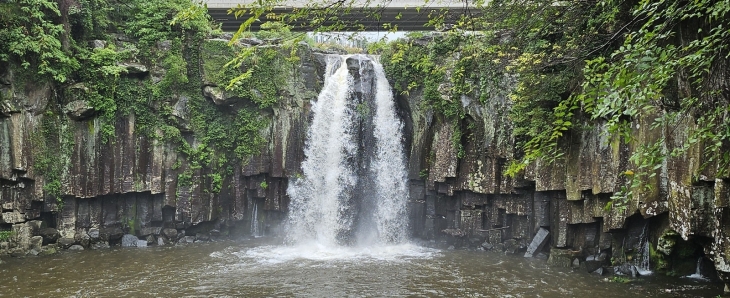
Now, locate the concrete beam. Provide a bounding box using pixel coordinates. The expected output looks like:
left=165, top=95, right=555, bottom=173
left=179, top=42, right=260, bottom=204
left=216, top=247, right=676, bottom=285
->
left=205, top=0, right=480, bottom=31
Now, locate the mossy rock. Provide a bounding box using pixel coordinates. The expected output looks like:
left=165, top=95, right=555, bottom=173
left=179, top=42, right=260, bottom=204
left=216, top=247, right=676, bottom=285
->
left=200, top=39, right=236, bottom=85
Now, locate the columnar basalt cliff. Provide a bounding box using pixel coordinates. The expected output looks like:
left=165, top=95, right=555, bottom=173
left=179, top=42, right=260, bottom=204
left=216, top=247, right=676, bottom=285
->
left=386, top=32, right=730, bottom=285
left=1, top=31, right=729, bottom=291
left=0, top=37, right=329, bottom=252
left=399, top=66, right=729, bottom=276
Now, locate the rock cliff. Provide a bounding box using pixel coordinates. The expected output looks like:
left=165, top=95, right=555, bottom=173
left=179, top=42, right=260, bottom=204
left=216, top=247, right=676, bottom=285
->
left=1, top=34, right=729, bottom=288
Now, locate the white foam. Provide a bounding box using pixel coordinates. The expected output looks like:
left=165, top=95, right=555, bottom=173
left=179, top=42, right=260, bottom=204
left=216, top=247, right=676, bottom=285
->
left=230, top=243, right=438, bottom=265
left=682, top=273, right=708, bottom=281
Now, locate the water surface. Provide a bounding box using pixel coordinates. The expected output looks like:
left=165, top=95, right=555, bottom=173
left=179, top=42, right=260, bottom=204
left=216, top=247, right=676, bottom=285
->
left=0, top=238, right=720, bottom=297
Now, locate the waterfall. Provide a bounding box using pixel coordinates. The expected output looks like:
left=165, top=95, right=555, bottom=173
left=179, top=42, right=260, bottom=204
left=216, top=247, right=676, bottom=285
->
left=250, top=202, right=260, bottom=238
left=635, top=224, right=652, bottom=275
left=685, top=257, right=708, bottom=280
left=370, top=58, right=409, bottom=244
left=286, top=54, right=409, bottom=247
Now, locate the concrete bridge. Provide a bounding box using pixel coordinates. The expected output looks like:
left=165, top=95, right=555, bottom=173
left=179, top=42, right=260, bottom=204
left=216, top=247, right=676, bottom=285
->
left=204, top=0, right=478, bottom=31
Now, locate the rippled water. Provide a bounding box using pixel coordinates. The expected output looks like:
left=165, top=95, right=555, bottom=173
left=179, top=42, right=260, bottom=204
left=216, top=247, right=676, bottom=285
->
left=0, top=238, right=721, bottom=297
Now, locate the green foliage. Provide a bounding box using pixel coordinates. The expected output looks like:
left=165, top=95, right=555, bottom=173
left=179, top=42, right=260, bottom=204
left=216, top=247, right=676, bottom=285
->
left=0, top=231, right=13, bottom=242
left=372, top=0, right=730, bottom=193
left=0, top=0, right=80, bottom=82
left=224, top=47, right=293, bottom=109
left=201, top=39, right=237, bottom=84
left=122, top=0, right=211, bottom=49
left=1, top=0, right=282, bottom=207
left=610, top=276, right=632, bottom=283
left=649, top=242, right=669, bottom=272
left=74, top=45, right=130, bottom=143
left=230, top=0, right=390, bottom=39
left=380, top=33, right=463, bottom=119
left=209, top=173, right=223, bottom=193
left=33, top=110, right=74, bottom=208
left=574, top=0, right=730, bottom=209
left=178, top=171, right=193, bottom=188
left=260, top=181, right=269, bottom=190
left=70, top=0, right=113, bottom=40
left=256, top=21, right=294, bottom=40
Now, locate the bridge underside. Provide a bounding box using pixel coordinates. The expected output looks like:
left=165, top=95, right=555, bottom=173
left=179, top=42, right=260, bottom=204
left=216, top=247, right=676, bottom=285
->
left=208, top=8, right=478, bottom=32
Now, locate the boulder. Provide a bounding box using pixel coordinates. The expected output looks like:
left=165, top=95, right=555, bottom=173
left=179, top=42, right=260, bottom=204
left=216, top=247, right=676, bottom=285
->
left=581, top=260, right=604, bottom=273
left=195, top=233, right=209, bottom=241
left=27, top=220, right=44, bottom=235
left=100, top=227, right=124, bottom=241
left=136, top=240, right=147, bottom=248
left=178, top=236, right=195, bottom=244
left=41, top=246, right=57, bottom=255
left=87, top=228, right=100, bottom=239
left=38, top=228, right=60, bottom=244
left=238, top=37, right=262, bottom=46
left=64, top=100, right=96, bottom=121
left=592, top=267, right=604, bottom=275
left=157, top=40, right=172, bottom=51
left=614, top=264, right=639, bottom=278
left=74, top=232, right=91, bottom=248
left=10, top=248, right=26, bottom=257
left=140, top=227, right=161, bottom=237
left=120, top=63, right=148, bottom=74
left=503, top=239, right=521, bottom=254
left=68, top=245, right=84, bottom=251
left=57, top=238, right=76, bottom=249
left=547, top=248, right=575, bottom=268
left=90, top=40, right=107, bottom=49
left=29, top=236, right=43, bottom=250
left=171, top=96, right=190, bottom=129
left=203, top=86, right=232, bottom=105
left=162, top=228, right=178, bottom=239
left=92, top=242, right=110, bottom=250
left=2, top=211, right=25, bottom=223
left=121, top=234, right=139, bottom=247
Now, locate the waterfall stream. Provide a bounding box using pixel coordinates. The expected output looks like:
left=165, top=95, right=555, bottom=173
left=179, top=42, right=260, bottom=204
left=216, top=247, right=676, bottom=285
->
left=250, top=202, right=260, bottom=238
left=286, top=54, right=409, bottom=247
left=685, top=257, right=709, bottom=280
left=635, top=224, right=653, bottom=275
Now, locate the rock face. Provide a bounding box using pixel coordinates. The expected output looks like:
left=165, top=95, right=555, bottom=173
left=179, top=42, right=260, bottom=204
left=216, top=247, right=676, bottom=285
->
left=0, top=38, right=324, bottom=256
left=1, top=32, right=730, bottom=289
left=386, top=34, right=730, bottom=286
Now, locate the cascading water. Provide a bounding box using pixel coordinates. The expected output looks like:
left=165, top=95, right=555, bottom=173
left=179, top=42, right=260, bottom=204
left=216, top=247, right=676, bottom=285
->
left=684, top=257, right=709, bottom=280
left=250, top=202, right=260, bottom=238
left=286, top=54, right=409, bottom=247
left=234, top=54, right=432, bottom=263
left=635, top=224, right=653, bottom=275
left=370, top=57, right=409, bottom=244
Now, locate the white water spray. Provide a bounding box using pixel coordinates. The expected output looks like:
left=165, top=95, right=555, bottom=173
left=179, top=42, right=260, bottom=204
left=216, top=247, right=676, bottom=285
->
left=635, top=224, right=653, bottom=275
left=286, top=55, right=409, bottom=247
left=371, top=59, right=409, bottom=243
left=250, top=202, right=260, bottom=237
left=286, top=56, right=357, bottom=247
left=684, top=257, right=709, bottom=280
